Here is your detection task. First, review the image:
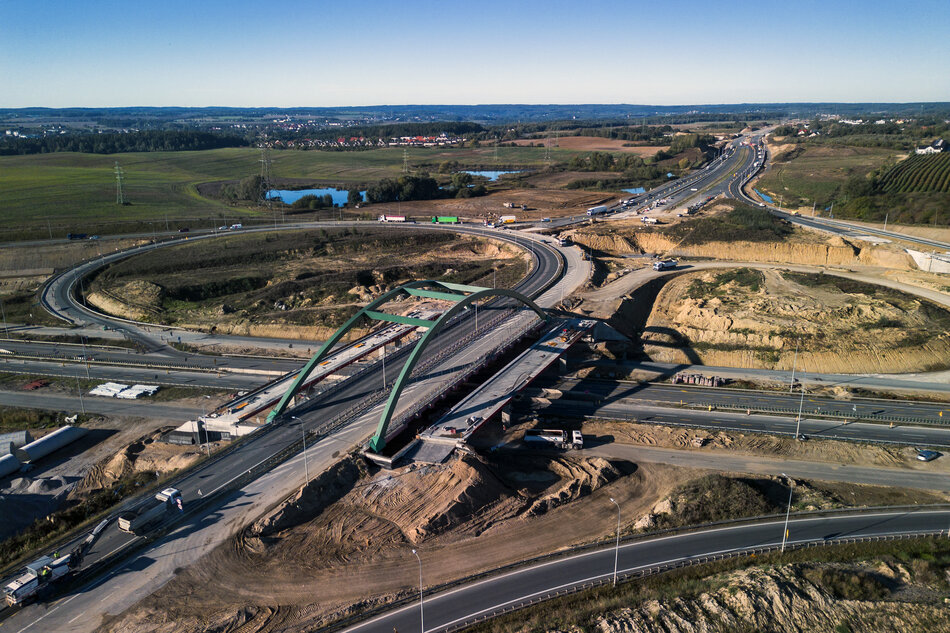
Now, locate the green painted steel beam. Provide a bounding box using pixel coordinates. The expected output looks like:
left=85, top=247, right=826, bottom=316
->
left=437, top=281, right=490, bottom=293
left=402, top=288, right=469, bottom=302
left=364, top=311, right=436, bottom=328
left=368, top=287, right=548, bottom=453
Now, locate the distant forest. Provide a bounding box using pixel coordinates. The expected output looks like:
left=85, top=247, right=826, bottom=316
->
left=0, top=130, right=248, bottom=155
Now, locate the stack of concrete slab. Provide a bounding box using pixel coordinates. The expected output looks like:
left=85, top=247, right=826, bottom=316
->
left=89, top=382, right=160, bottom=399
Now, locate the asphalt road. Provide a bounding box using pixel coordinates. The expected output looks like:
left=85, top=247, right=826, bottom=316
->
left=0, top=227, right=576, bottom=632
left=586, top=442, right=950, bottom=491
left=535, top=400, right=950, bottom=448
left=343, top=508, right=950, bottom=633
left=0, top=389, right=204, bottom=421
left=554, top=379, right=950, bottom=423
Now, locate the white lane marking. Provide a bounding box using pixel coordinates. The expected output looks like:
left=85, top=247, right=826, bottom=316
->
left=13, top=594, right=78, bottom=633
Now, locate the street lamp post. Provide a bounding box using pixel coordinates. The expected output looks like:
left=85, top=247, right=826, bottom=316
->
left=411, top=549, right=424, bottom=633
left=76, top=375, right=85, bottom=415
left=0, top=295, right=7, bottom=338
left=292, top=416, right=310, bottom=484
left=795, top=383, right=806, bottom=440
left=788, top=338, right=799, bottom=393
left=609, top=497, right=620, bottom=586
left=781, top=473, right=794, bottom=552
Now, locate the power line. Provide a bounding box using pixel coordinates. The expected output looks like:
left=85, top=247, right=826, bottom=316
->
left=114, top=161, right=125, bottom=205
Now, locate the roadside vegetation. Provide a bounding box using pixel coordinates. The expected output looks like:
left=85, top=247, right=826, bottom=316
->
left=661, top=202, right=792, bottom=244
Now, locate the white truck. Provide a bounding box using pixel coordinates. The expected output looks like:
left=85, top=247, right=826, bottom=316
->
left=653, top=259, right=677, bottom=271
left=4, top=555, right=73, bottom=606
left=118, top=487, right=182, bottom=535
left=524, top=429, right=583, bottom=450
left=640, top=216, right=658, bottom=224
left=586, top=205, right=608, bottom=216
left=377, top=215, right=406, bottom=222
left=499, top=215, right=517, bottom=224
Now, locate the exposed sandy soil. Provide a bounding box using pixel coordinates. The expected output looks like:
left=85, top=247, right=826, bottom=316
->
left=583, top=420, right=950, bottom=475
left=101, top=451, right=691, bottom=633
left=511, top=136, right=668, bottom=155
left=596, top=561, right=950, bottom=633
left=638, top=267, right=950, bottom=373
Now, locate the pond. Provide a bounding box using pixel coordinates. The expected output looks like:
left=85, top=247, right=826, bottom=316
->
left=463, top=170, right=524, bottom=181
left=754, top=189, right=774, bottom=204
left=266, top=188, right=365, bottom=206
left=623, top=187, right=646, bottom=194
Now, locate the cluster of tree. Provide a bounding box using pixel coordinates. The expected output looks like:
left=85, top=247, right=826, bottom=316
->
left=219, top=175, right=265, bottom=202
left=266, top=121, right=483, bottom=143
left=291, top=194, right=336, bottom=210
left=775, top=116, right=950, bottom=151
left=0, top=130, right=248, bottom=155
left=366, top=175, right=442, bottom=203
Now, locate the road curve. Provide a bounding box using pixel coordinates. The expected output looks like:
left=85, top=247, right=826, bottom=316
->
left=343, top=508, right=950, bottom=633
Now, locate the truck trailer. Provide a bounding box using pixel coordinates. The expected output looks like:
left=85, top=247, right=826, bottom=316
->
left=4, top=555, right=73, bottom=606
left=377, top=215, right=406, bottom=222
left=499, top=215, right=517, bottom=224
left=117, top=487, right=182, bottom=535
left=523, top=429, right=583, bottom=450
left=431, top=216, right=460, bottom=224
left=586, top=205, right=608, bottom=216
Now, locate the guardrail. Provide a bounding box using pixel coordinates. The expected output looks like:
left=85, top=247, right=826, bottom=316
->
left=439, top=531, right=941, bottom=633
left=315, top=504, right=949, bottom=633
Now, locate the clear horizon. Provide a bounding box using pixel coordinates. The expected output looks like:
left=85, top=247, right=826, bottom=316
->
left=3, top=0, right=949, bottom=108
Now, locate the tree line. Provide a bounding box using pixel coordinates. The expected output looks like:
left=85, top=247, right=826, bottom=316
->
left=0, top=130, right=249, bottom=155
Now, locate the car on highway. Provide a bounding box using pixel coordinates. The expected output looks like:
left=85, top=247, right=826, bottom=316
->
left=917, top=449, right=940, bottom=462
left=797, top=433, right=808, bottom=441
left=541, top=217, right=551, bottom=222
left=178, top=227, right=190, bottom=233
left=217, top=226, right=228, bottom=231
left=88, top=235, right=99, bottom=240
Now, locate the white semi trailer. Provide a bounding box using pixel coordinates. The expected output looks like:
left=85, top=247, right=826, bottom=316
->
left=523, top=429, right=583, bottom=450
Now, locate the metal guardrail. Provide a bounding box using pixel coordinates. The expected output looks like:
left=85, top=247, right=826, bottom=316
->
left=439, top=531, right=941, bottom=633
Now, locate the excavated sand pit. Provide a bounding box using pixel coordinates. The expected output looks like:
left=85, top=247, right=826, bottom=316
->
left=101, top=451, right=687, bottom=633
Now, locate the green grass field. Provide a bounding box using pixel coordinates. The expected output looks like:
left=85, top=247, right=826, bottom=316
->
left=0, top=145, right=568, bottom=241
left=756, top=145, right=900, bottom=208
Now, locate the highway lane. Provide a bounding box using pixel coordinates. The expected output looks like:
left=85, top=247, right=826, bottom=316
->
left=587, top=443, right=950, bottom=491
left=589, top=359, right=950, bottom=397
left=0, top=389, right=204, bottom=421
left=534, top=400, right=950, bottom=448
left=0, top=229, right=579, bottom=632
left=0, top=356, right=262, bottom=389
left=344, top=509, right=950, bottom=633
left=553, top=380, right=950, bottom=423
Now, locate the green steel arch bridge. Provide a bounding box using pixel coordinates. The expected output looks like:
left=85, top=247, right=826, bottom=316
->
left=267, top=280, right=549, bottom=453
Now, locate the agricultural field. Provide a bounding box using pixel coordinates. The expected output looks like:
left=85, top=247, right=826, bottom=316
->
left=0, top=145, right=566, bottom=241
left=879, top=152, right=950, bottom=193
left=755, top=143, right=902, bottom=209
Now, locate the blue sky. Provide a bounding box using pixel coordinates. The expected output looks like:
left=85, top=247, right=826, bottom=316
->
left=2, top=0, right=949, bottom=107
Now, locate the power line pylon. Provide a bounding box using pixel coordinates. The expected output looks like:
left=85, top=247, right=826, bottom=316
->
left=114, top=161, right=125, bottom=205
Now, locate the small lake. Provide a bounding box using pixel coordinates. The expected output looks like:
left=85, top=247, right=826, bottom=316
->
left=623, top=187, right=646, bottom=194
left=754, top=189, right=774, bottom=204
left=266, top=188, right=365, bottom=205
left=463, top=170, right=524, bottom=181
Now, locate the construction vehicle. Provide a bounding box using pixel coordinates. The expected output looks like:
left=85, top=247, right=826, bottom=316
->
left=524, top=429, right=583, bottom=450
left=117, top=488, right=182, bottom=535
left=3, top=555, right=74, bottom=606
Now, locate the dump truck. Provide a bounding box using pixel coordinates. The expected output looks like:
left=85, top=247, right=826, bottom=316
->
left=117, top=487, right=182, bottom=535
left=524, top=429, right=583, bottom=450
left=4, top=554, right=73, bottom=606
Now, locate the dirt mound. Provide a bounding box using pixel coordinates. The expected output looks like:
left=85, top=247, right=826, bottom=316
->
left=71, top=428, right=201, bottom=496
left=87, top=280, right=165, bottom=321
left=526, top=457, right=620, bottom=516
left=639, top=267, right=950, bottom=373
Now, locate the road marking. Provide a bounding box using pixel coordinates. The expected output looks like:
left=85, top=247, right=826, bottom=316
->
left=68, top=611, right=86, bottom=624
left=13, top=594, right=78, bottom=633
